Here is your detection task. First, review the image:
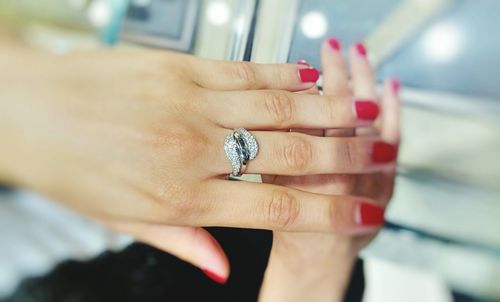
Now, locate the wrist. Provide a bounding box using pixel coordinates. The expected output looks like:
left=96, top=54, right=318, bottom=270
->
left=0, top=48, right=61, bottom=189
left=259, top=234, right=358, bottom=302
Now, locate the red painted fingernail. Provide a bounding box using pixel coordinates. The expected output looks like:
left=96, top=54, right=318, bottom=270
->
left=202, top=269, right=227, bottom=284
left=391, top=78, right=400, bottom=93
left=355, top=100, right=379, bottom=120
left=372, top=142, right=398, bottom=163
left=357, top=202, right=385, bottom=225
left=296, top=60, right=310, bottom=66
left=355, top=42, right=367, bottom=57
left=327, top=37, right=341, bottom=51
left=299, top=68, right=320, bottom=83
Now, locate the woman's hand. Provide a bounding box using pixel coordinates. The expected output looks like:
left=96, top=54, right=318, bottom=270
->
left=259, top=39, right=401, bottom=301
left=0, top=44, right=394, bottom=282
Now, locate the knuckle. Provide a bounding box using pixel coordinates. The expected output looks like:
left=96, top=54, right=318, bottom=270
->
left=169, top=196, right=196, bottom=220
left=152, top=124, right=208, bottom=163
left=327, top=96, right=337, bottom=121
left=264, top=91, right=295, bottom=127
left=282, top=136, right=313, bottom=172
left=233, top=62, right=258, bottom=89
left=326, top=96, right=351, bottom=125
left=178, top=85, right=207, bottom=113
left=273, top=66, right=290, bottom=86
left=328, top=196, right=349, bottom=232
left=337, top=140, right=358, bottom=170
left=264, top=190, right=300, bottom=230
left=167, top=185, right=203, bottom=221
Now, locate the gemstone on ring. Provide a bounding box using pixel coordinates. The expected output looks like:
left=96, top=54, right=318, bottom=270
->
left=224, top=128, right=259, bottom=177
left=233, top=131, right=251, bottom=164
left=235, top=128, right=259, bottom=160
left=224, top=133, right=241, bottom=177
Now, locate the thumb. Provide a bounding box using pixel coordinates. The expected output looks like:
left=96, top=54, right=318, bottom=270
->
left=107, top=220, right=230, bottom=284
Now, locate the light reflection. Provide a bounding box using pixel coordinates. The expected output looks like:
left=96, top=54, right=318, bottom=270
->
left=206, top=1, right=231, bottom=26
left=87, top=0, right=112, bottom=28
left=300, top=11, right=328, bottom=39
left=422, top=22, right=463, bottom=63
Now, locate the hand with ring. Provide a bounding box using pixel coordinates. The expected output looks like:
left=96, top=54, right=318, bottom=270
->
left=0, top=44, right=396, bottom=282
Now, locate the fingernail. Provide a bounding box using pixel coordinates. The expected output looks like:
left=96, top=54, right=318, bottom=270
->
left=354, top=100, right=379, bottom=120
left=356, top=202, right=385, bottom=226
left=327, top=37, right=341, bottom=51
left=299, top=68, right=320, bottom=83
left=391, top=78, right=400, bottom=93
left=296, top=60, right=310, bottom=66
left=202, top=269, right=227, bottom=284
left=372, top=142, right=398, bottom=163
left=355, top=42, right=367, bottom=57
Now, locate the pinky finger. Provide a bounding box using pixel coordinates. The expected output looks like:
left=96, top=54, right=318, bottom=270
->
left=108, top=221, right=230, bottom=284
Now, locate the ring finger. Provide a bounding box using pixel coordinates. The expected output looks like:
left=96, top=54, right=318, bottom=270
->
left=206, top=130, right=397, bottom=176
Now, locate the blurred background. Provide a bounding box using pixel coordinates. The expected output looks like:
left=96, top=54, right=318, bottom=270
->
left=0, top=0, right=499, bottom=301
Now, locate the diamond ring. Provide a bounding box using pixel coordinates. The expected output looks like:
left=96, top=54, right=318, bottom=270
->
left=223, top=128, right=259, bottom=177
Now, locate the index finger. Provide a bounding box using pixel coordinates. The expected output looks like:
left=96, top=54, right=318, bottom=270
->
left=188, top=58, right=320, bottom=91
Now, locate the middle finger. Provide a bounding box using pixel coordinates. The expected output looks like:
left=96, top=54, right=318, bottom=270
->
left=198, top=89, right=379, bottom=130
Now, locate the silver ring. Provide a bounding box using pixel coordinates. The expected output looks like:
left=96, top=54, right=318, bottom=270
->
left=224, top=128, right=259, bottom=177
